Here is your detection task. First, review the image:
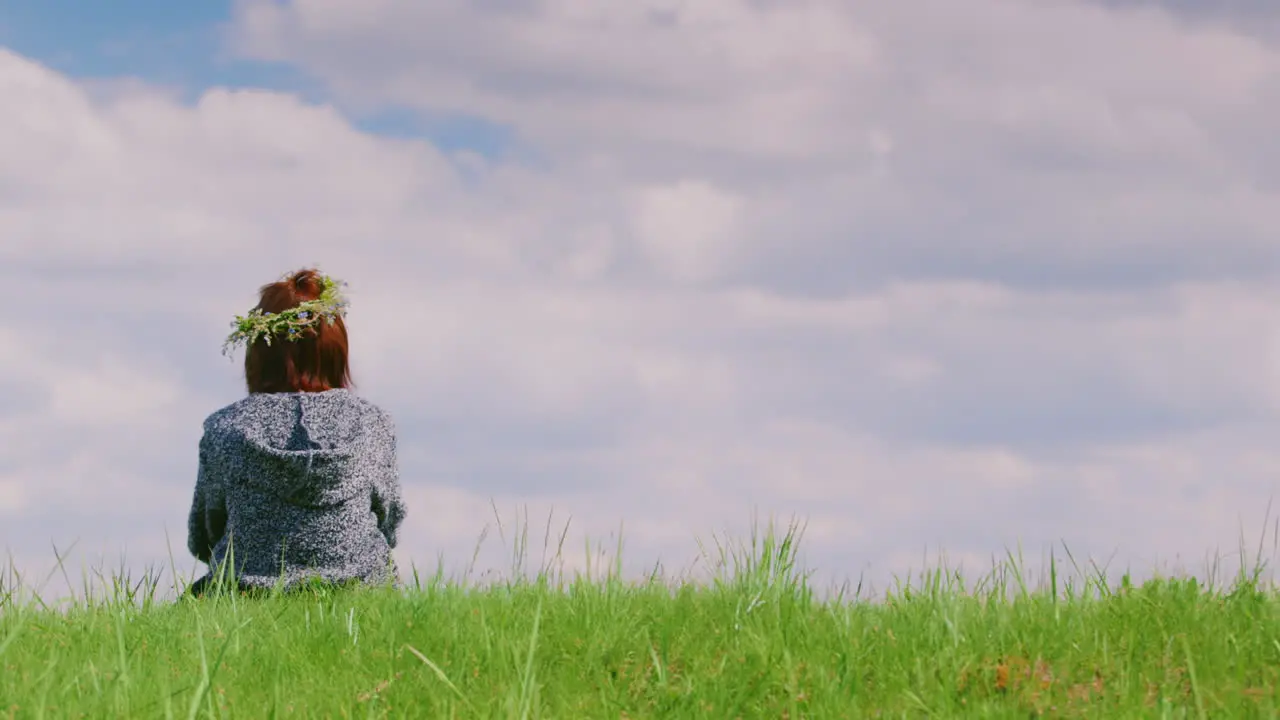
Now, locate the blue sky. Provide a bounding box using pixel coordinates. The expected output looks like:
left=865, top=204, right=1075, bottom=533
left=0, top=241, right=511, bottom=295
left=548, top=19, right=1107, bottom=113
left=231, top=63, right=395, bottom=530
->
left=0, top=0, right=513, bottom=154
left=3, top=0, right=1280, bottom=601
left=2, top=0, right=259, bottom=91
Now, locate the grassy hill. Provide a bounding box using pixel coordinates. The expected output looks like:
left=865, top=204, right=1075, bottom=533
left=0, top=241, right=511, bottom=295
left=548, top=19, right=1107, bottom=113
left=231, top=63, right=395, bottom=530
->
left=2, top=522, right=1278, bottom=718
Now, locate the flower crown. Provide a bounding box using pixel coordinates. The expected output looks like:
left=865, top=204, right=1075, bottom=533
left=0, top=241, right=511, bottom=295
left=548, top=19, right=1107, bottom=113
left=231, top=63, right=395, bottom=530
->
left=222, top=272, right=350, bottom=357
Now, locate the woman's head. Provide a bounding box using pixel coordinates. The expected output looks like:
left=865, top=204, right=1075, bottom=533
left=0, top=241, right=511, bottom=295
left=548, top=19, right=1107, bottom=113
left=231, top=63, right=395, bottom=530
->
left=241, top=268, right=353, bottom=394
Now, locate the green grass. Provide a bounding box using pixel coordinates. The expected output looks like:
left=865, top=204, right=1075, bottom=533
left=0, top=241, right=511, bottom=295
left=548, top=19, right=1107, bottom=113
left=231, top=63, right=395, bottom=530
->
left=2, top=515, right=1280, bottom=718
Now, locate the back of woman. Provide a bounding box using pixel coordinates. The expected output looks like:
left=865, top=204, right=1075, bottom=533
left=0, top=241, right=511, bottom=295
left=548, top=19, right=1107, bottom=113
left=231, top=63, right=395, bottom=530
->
left=186, top=269, right=406, bottom=595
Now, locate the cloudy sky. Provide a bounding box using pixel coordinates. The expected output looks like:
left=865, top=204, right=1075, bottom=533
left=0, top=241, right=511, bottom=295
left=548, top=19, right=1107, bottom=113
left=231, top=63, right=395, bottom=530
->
left=3, top=0, right=1280, bottom=600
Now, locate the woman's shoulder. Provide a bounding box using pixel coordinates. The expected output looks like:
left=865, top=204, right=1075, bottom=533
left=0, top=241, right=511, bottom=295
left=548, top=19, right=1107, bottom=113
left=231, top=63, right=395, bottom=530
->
left=199, top=390, right=395, bottom=433
left=314, top=391, right=399, bottom=446
left=316, top=388, right=394, bottom=423
left=201, top=397, right=251, bottom=433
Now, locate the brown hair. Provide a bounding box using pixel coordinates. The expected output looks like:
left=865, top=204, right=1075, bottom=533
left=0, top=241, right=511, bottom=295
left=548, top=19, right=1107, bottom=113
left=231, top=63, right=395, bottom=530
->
left=244, top=268, right=353, bottom=394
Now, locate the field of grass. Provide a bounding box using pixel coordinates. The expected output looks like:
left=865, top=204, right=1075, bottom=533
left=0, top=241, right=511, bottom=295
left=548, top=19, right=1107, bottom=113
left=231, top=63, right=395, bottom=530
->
left=2, top=518, right=1280, bottom=718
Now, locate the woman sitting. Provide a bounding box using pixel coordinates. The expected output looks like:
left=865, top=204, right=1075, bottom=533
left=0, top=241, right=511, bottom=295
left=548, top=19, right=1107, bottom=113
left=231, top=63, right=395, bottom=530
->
left=186, top=268, right=406, bottom=596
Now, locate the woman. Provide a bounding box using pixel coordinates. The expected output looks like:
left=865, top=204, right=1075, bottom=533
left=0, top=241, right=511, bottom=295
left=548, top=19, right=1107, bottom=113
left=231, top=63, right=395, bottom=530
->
left=186, top=268, right=406, bottom=596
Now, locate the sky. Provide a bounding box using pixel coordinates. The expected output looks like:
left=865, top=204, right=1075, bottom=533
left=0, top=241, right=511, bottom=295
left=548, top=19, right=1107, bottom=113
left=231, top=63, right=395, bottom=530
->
left=3, top=0, right=1280, bottom=601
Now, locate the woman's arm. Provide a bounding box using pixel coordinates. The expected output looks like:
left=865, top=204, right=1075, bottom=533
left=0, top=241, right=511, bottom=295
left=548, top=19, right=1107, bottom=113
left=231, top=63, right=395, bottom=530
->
left=370, top=414, right=407, bottom=548
left=187, top=433, right=227, bottom=564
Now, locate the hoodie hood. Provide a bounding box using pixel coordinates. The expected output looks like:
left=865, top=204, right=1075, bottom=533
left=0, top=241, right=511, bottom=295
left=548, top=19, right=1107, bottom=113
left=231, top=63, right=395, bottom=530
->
left=219, top=389, right=375, bottom=508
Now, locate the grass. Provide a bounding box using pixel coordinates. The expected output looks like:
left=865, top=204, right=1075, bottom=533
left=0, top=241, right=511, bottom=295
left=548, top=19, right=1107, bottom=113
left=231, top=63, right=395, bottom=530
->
left=2, top=512, right=1280, bottom=718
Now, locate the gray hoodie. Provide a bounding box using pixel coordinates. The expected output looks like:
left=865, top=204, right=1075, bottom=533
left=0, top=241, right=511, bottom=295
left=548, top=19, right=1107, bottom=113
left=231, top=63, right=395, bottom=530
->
left=187, top=389, right=407, bottom=591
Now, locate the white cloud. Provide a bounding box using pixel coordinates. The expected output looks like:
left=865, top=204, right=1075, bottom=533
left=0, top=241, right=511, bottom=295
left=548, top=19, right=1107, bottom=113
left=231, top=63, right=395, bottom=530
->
left=232, top=0, right=881, bottom=160
left=631, top=180, right=743, bottom=282
left=0, top=477, right=24, bottom=513
left=229, top=0, right=1276, bottom=154
left=48, top=357, right=181, bottom=428
left=229, top=0, right=1280, bottom=289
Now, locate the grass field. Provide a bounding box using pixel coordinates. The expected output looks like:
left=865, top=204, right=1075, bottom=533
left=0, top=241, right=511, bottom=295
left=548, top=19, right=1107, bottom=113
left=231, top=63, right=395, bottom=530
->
left=2, top=518, right=1279, bottom=718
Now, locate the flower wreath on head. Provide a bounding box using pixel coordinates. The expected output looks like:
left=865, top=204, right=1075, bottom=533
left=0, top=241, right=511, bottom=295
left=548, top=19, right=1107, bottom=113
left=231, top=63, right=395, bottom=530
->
left=222, top=271, right=350, bottom=357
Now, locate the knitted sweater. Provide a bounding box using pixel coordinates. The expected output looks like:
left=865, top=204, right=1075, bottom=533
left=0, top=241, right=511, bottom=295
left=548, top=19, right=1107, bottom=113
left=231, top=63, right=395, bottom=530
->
left=187, top=389, right=407, bottom=591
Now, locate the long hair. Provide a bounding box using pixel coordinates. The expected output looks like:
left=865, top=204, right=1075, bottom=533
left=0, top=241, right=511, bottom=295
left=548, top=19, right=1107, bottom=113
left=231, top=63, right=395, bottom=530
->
left=243, top=268, right=353, bottom=394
